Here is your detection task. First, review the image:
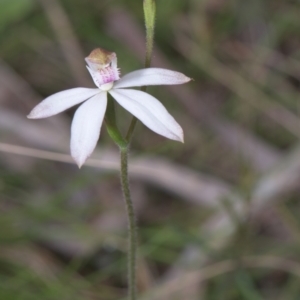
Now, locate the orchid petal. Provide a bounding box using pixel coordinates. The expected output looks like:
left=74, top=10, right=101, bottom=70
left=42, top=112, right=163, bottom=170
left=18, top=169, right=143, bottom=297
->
left=110, top=89, right=183, bottom=142
left=86, top=65, right=120, bottom=88
left=27, top=88, right=99, bottom=119
left=113, top=68, right=191, bottom=89
left=71, top=92, right=107, bottom=167
left=86, top=66, right=101, bottom=88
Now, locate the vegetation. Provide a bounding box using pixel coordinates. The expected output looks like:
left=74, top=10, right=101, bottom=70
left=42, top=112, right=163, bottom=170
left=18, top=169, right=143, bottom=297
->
left=1, top=0, right=300, bottom=299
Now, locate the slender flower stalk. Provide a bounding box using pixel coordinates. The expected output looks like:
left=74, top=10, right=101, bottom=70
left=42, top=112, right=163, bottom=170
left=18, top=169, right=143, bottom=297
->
left=120, top=148, right=137, bottom=300
left=143, top=0, right=156, bottom=68
left=126, top=0, right=157, bottom=143
left=121, top=3, right=157, bottom=298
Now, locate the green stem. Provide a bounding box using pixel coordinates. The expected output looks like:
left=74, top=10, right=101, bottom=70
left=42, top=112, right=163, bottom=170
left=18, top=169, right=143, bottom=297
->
left=120, top=147, right=137, bottom=300
left=126, top=0, right=156, bottom=142
left=144, top=28, right=154, bottom=68
left=105, top=98, right=137, bottom=299
left=143, top=0, right=156, bottom=69
left=120, top=2, right=156, bottom=298
left=125, top=117, right=138, bottom=142
left=105, top=96, right=127, bottom=149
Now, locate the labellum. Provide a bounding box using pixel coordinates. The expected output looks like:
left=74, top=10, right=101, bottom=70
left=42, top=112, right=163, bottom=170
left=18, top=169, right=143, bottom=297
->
left=85, top=48, right=120, bottom=87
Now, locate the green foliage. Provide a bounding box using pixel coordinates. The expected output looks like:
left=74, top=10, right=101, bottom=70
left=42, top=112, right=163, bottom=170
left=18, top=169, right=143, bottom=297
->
left=0, top=0, right=35, bottom=31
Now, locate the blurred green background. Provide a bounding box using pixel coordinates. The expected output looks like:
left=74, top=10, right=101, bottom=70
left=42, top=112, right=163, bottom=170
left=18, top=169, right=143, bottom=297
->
left=1, top=0, right=300, bottom=299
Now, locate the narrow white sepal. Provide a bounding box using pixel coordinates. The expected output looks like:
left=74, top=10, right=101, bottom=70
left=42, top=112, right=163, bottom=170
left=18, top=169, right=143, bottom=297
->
left=70, top=92, right=107, bottom=167
left=113, top=68, right=191, bottom=89
left=110, top=89, right=184, bottom=142
left=27, top=88, right=99, bottom=119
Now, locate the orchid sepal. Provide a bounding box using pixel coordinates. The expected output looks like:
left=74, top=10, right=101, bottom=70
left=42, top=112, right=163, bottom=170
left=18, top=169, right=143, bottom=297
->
left=113, top=68, right=191, bottom=89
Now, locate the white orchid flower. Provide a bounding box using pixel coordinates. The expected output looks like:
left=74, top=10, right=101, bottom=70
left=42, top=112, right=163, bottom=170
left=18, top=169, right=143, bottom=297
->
left=28, top=48, right=191, bottom=167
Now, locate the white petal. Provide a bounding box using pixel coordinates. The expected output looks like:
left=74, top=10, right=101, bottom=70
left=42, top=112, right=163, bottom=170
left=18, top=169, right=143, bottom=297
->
left=71, top=92, right=107, bottom=167
left=113, top=68, right=191, bottom=89
left=27, top=88, right=99, bottom=119
left=110, top=89, right=183, bottom=142
left=86, top=66, right=101, bottom=88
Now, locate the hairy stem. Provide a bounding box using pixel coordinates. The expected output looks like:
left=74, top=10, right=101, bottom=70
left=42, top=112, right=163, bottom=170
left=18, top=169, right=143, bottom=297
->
left=126, top=0, right=156, bottom=142
left=122, top=2, right=156, bottom=298
left=120, top=147, right=137, bottom=300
